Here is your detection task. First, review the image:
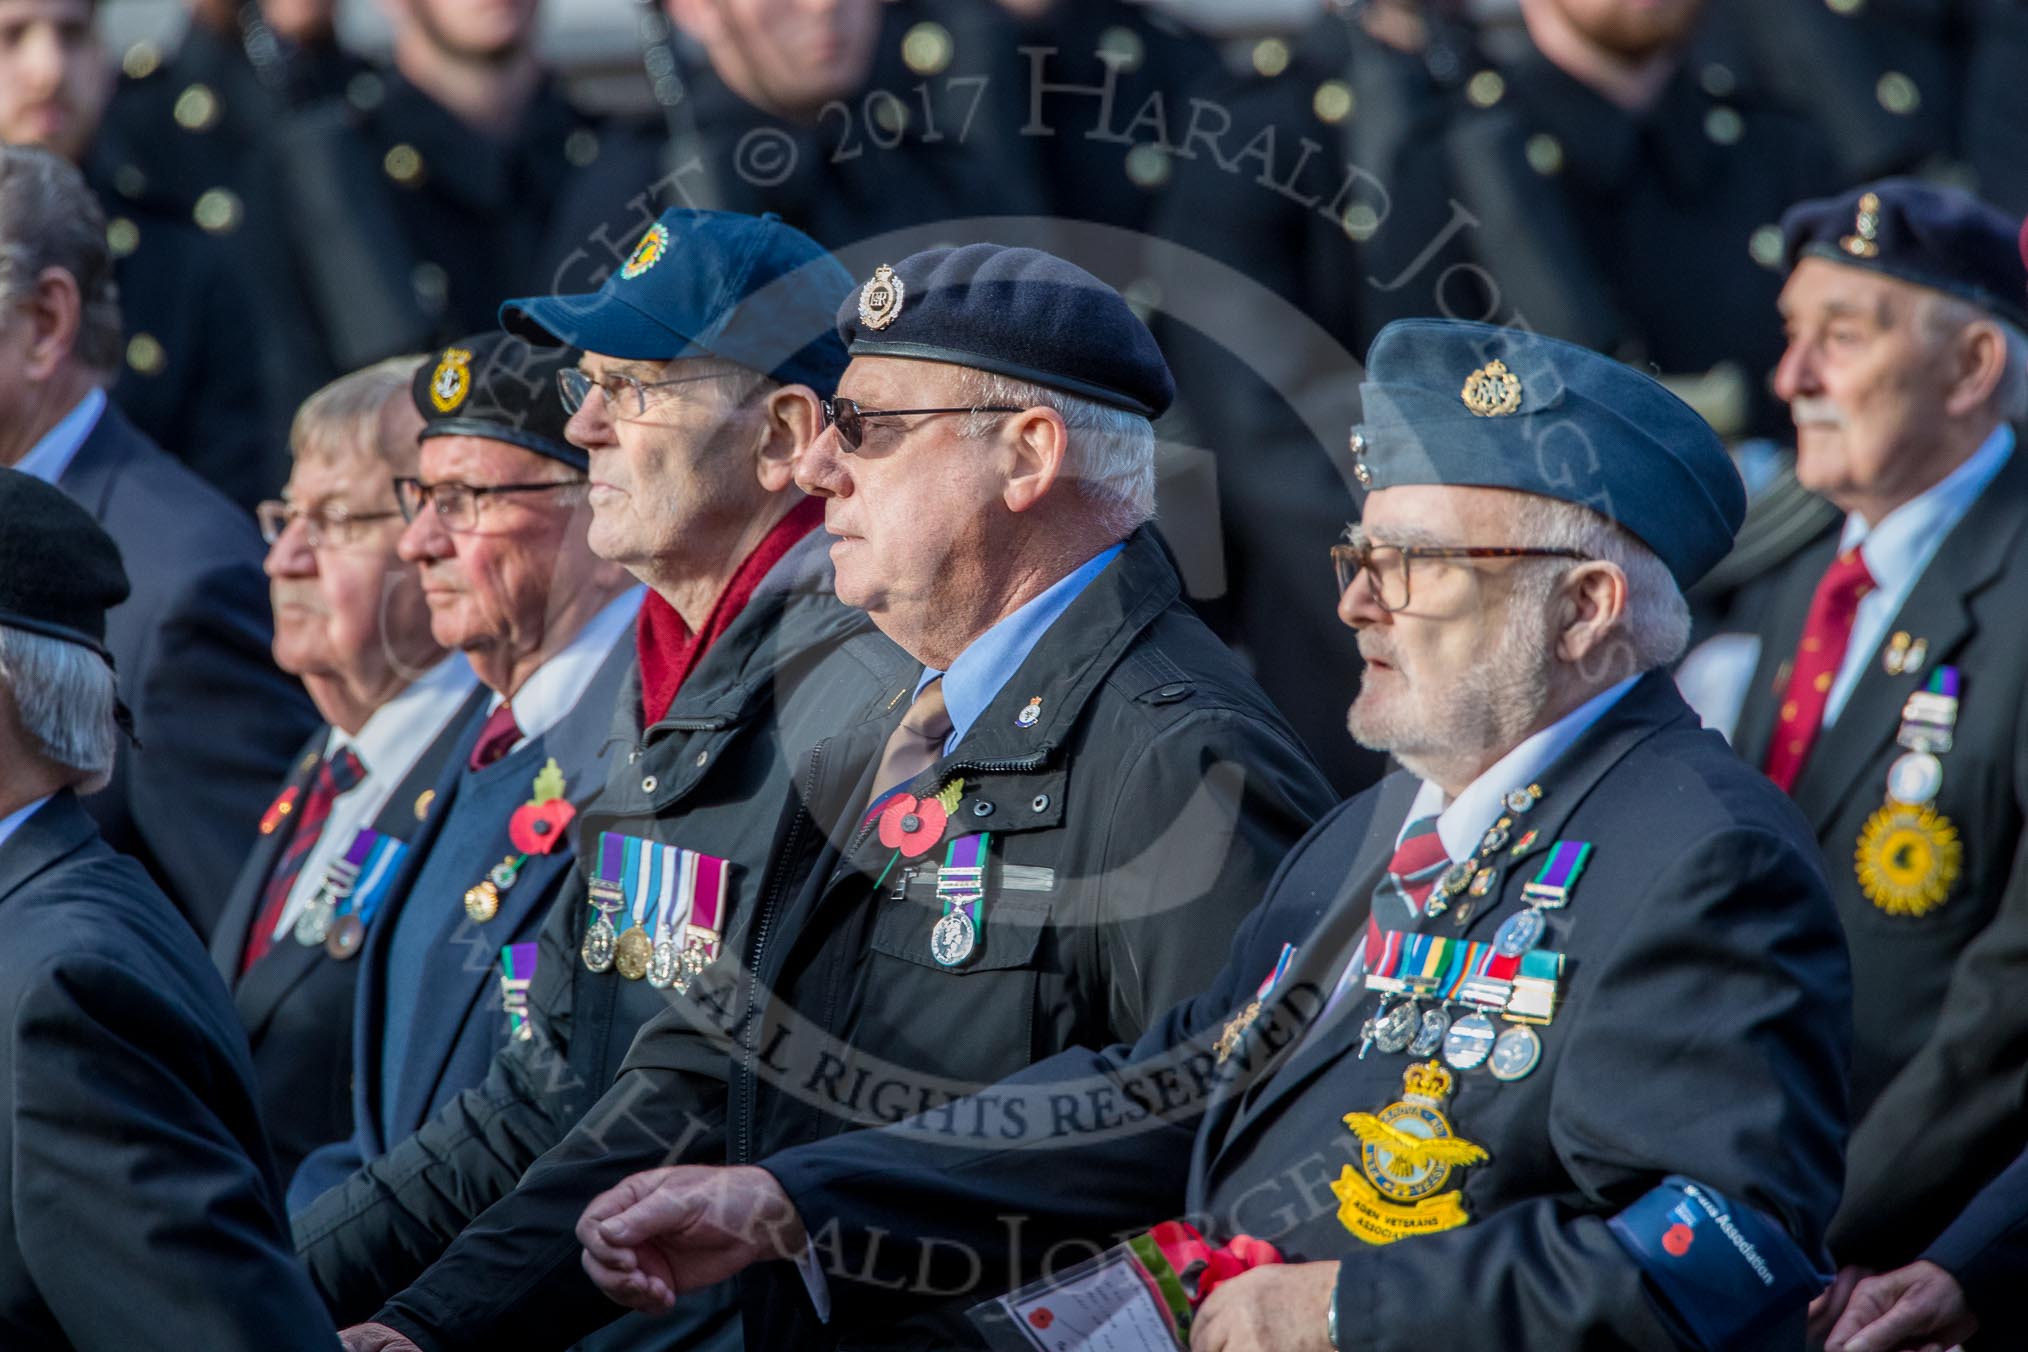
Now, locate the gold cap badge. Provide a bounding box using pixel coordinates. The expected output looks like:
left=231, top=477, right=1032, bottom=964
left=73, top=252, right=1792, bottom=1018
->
left=1841, top=191, right=1882, bottom=259
left=1460, top=358, right=1523, bottom=417
left=621, top=222, right=669, bottom=280
left=429, top=347, right=474, bottom=413
left=859, top=263, right=905, bottom=330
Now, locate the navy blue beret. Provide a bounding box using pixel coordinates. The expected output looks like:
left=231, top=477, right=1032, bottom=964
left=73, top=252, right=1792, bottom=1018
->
left=414, top=331, right=586, bottom=471
left=1781, top=178, right=2028, bottom=332
left=1352, top=319, right=1745, bottom=592
left=501, top=209, right=852, bottom=395
left=0, top=467, right=128, bottom=664
left=835, top=244, right=1175, bottom=417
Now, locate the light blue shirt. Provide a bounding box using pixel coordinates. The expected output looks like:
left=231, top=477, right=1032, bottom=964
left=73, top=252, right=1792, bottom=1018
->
left=912, top=543, right=1124, bottom=751
left=12, top=388, right=106, bottom=485
left=1825, top=423, right=2014, bottom=727
left=0, top=796, right=54, bottom=855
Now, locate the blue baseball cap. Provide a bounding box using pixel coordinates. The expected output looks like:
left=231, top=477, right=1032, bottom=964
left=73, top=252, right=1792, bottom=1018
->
left=500, top=209, right=853, bottom=394
left=1352, top=318, right=1746, bottom=592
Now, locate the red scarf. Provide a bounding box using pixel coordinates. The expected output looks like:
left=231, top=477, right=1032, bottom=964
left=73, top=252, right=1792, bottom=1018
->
left=635, top=496, right=825, bottom=725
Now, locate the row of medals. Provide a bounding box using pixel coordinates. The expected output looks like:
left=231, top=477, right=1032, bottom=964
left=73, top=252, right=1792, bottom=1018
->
left=580, top=881, right=711, bottom=989
left=1361, top=785, right=1556, bottom=1084
left=293, top=857, right=369, bottom=960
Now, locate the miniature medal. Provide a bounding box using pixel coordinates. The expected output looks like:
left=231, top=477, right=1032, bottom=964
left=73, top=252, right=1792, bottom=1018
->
left=325, top=915, right=366, bottom=961
left=581, top=912, right=618, bottom=973
left=1372, top=999, right=1419, bottom=1055
left=1492, top=908, right=1545, bottom=958
left=1407, top=1005, right=1451, bottom=1059
left=294, top=893, right=337, bottom=947
left=1886, top=751, right=1943, bottom=806
left=1488, top=1025, right=1542, bottom=1082
left=646, top=937, right=682, bottom=989
left=1442, top=1012, right=1497, bottom=1070
left=614, top=926, right=654, bottom=981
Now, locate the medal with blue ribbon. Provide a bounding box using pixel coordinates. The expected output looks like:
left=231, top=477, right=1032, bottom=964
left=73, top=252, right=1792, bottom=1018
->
left=613, top=834, right=666, bottom=982
left=311, top=828, right=409, bottom=961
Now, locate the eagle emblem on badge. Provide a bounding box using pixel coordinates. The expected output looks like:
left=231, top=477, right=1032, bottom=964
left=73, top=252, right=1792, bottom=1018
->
left=859, top=263, right=904, bottom=330
left=1841, top=191, right=1882, bottom=259
left=1331, top=1060, right=1485, bottom=1245
left=429, top=347, right=474, bottom=413
left=1460, top=359, right=1523, bottom=417
left=621, top=223, right=669, bottom=280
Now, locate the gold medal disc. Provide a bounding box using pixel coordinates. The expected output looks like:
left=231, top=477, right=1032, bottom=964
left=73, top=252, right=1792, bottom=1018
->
left=614, top=927, right=654, bottom=981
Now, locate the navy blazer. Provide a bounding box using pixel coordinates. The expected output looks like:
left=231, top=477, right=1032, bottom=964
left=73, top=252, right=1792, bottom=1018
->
left=210, top=686, right=487, bottom=1181
left=0, top=793, right=336, bottom=1350
left=771, top=672, right=1853, bottom=1349
left=289, top=632, right=632, bottom=1209
left=58, top=402, right=319, bottom=935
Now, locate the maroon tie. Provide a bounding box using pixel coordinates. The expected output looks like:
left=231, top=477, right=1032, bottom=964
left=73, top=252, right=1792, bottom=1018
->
left=1385, top=814, right=1450, bottom=916
left=469, top=701, right=522, bottom=771
left=242, top=746, right=366, bottom=973
left=1764, top=548, right=1876, bottom=793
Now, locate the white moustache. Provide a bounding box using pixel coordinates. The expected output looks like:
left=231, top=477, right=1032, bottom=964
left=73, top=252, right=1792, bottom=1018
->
left=1791, top=397, right=1847, bottom=429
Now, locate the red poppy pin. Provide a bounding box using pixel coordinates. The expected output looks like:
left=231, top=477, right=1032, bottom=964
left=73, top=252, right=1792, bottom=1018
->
left=508, top=758, right=575, bottom=855
left=877, top=778, right=965, bottom=858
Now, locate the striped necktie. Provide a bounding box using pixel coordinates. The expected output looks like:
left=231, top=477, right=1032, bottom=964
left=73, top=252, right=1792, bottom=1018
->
left=242, top=746, right=367, bottom=973
left=1381, top=814, right=1450, bottom=917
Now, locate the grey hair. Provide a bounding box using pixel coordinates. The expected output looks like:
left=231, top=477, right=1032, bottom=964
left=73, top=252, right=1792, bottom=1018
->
left=1506, top=496, right=1692, bottom=674
left=0, top=145, right=121, bottom=375
left=0, top=627, right=120, bottom=793
left=291, top=355, right=430, bottom=476
left=950, top=370, right=1157, bottom=538
left=1917, top=293, right=2028, bottom=424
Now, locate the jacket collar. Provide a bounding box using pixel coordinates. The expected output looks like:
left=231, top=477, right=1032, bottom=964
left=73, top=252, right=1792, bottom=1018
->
left=0, top=792, right=100, bottom=908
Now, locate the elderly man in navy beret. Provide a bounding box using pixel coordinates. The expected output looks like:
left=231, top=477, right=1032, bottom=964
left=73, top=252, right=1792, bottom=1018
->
left=334, top=242, right=1339, bottom=1352
left=568, top=318, right=1853, bottom=1350
left=1710, top=181, right=2028, bottom=1346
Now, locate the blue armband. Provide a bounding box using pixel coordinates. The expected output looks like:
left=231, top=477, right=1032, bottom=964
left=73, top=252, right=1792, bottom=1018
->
left=1605, top=1175, right=1829, bottom=1350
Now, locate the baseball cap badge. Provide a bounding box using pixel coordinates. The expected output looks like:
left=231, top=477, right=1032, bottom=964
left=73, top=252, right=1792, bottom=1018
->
left=621, top=222, right=670, bottom=280
left=429, top=347, right=474, bottom=413
left=858, top=263, right=904, bottom=330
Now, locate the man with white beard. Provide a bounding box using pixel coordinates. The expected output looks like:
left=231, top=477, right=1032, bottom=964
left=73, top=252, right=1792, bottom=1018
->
left=1717, top=179, right=2028, bottom=1346
left=566, top=317, right=1853, bottom=1350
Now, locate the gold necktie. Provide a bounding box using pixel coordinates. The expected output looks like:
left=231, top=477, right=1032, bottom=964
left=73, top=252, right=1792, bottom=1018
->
left=865, top=678, right=953, bottom=816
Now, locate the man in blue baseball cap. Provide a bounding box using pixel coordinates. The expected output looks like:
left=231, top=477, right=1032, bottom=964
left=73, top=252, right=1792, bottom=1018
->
left=568, top=316, right=1852, bottom=1352
left=300, top=208, right=906, bottom=1352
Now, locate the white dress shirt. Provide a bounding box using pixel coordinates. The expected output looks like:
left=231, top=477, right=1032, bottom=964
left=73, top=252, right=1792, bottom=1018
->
left=267, top=655, right=480, bottom=939
left=12, top=388, right=106, bottom=485
left=477, top=587, right=644, bottom=753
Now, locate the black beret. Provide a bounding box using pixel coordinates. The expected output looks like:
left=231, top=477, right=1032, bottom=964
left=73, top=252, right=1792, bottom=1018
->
left=1352, top=319, right=1746, bottom=592
left=414, top=331, right=587, bottom=470
left=835, top=244, right=1175, bottom=417
left=0, top=468, right=129, bottom=664
left=1781, top=178, right=2028, bottom=332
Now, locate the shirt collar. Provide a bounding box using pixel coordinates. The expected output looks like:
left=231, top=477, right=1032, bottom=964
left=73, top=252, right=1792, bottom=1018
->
left=0, top=795, right=54, bottom=855
left=485, top=587, right=643, bottom=739
left=914, top=543, right=1124, bottom=748
left=13, top=388, right=106, bottom=485
left=1838, top=423, right=2016, bottom=591
left=334, top=653, right=479, bottom=769
left=1406, top=674, right=1642, bottom=863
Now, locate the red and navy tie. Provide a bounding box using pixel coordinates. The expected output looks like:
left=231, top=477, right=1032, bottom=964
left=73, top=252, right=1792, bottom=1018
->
left=1383, top=814, right=1451, bottom=917
left=242, top=746, right=366, bottom=974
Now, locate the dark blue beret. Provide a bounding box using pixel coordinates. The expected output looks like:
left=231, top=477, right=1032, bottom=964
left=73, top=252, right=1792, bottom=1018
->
left=414, top=331, right=586, bottom=471
left=835, top=244, right=1174, bottom=417
left=0, top=467, right=128, bottom=664
left=501, top=209, right=852, bottom=395
left=1352, top=319, right=1745, bottom=592
left=1781, top=179, right=2028, bottom=332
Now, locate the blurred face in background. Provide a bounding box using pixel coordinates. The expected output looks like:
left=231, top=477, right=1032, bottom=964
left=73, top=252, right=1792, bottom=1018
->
left=1536, top=0, right=1705, bottom=59
left=666, top=0, right=881, bottom=120
left=0, top=0, right=109, bottom=164
left=392, top=0, right=541, bottom=63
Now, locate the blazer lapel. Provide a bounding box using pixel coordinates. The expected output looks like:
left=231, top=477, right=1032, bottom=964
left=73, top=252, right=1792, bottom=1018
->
left=1733, top=531, right=1840, bottom=768
left=211, top=736, right=324, bottom=981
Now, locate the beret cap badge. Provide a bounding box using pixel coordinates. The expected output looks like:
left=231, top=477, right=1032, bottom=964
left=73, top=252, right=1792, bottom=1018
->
left=620, top=222, right=669, bottom=280
left=429, top=347, right=473, bottom=413
left=1460, top=358, right=1523, bottom=417
left=858, top=263, right=905, bottom=330
left=1841, top=192, right=1883, bottom=259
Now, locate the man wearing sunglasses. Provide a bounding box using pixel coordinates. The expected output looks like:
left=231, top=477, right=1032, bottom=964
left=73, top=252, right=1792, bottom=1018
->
left=217, top=356, right=484, bottom=1184
left=286, top=331, right=643, bottom=1214
left=328, top=243, right=1335, bottom=1352
left=568, top=318, right=1852, bottom=1352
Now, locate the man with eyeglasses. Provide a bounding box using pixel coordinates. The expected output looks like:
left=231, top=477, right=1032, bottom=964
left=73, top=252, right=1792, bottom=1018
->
left=298, top=206, right=895, bottom=1352
left=565, top=318, right=1852, bottom=1351
left=329, top=243, right=1336, bottom=1352
left=218, top=356, right=485, bottom=1184
left=0, top=143, right=317, bottom=936
left=287, top=331, right=643, bottom=1214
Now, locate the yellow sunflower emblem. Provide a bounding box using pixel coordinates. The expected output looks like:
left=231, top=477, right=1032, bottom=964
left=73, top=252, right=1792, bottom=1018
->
left=1855, top=802, right=1963, bottom=917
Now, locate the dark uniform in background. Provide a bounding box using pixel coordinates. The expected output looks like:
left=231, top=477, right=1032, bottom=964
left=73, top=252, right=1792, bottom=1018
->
left=0, top=470, right=337, bottom=1352
left=763, top=319, right=1849, bottom=1351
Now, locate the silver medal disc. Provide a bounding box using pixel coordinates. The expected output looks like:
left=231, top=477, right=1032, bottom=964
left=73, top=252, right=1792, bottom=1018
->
left=1886, top=751, right=1944, bottom=806
left=646, top=938, right=681, bottom=989
left=1489, top=1024, right=1543, bottom=1082
left=930, top=910, right=977, bottom=967
left=1373, top=1000, right=1419, bottom=1054
left=1493, top=907, right=1546, bottom=958
left=293, top=895, right=335, bottom=947
left=1407, top=1005, right=1452, bottom=1058
left=581, top=913, right=617, bottom=973
left=1442, top=1012, right=1498, bottom=1070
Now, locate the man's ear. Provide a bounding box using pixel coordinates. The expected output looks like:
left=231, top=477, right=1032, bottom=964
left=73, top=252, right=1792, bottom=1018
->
left=1001, top=405, right=1068, bottom=514
left=757, top=385, right=821, bottom=493
left=1557, top=560, right=1632, bottom=676
left=22, top=268, right=83, bottom=383
left=1942, top=319, right=2011, bottom=419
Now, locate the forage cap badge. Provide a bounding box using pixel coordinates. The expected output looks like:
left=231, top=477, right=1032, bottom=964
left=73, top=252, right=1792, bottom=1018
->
left=1460, top=358, right=1523, bottom=417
